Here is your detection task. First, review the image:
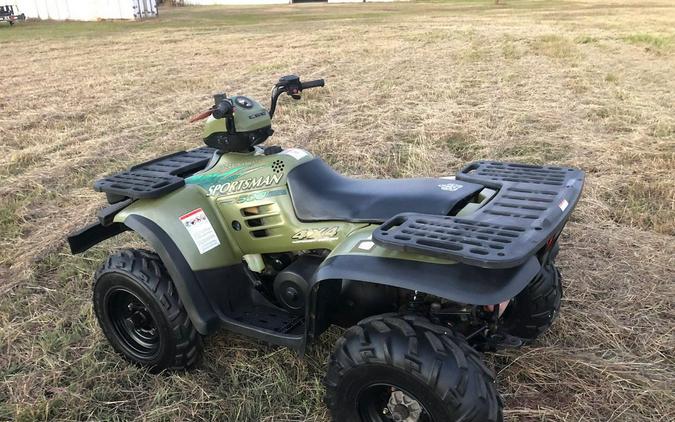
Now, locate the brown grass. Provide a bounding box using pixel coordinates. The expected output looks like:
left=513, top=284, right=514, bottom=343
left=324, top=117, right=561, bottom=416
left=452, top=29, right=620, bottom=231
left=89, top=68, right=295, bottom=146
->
left=1, top=1, right=674, bottom=420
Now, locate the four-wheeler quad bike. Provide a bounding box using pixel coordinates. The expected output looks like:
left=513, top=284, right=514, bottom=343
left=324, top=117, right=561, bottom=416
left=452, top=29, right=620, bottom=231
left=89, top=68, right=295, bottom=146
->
left=0, top=4, right=25, bottom=26
left=68, top=75, right=585, bottom=422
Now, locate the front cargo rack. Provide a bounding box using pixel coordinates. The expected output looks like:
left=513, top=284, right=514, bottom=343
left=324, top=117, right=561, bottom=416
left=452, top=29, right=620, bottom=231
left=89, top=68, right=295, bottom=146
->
left=372, top=161, right=585, bottom=269
left=94, top=147, right=216, bottom=200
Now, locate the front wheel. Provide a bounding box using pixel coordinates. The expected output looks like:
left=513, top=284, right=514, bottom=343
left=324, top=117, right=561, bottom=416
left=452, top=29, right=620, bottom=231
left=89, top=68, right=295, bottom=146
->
left=325, top=314, right=502, bottom=422
left=93, top=249, right=202, bottom=372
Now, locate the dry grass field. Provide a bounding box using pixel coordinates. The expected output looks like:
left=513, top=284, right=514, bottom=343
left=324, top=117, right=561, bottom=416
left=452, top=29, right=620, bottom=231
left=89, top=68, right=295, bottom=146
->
left=1, top=0, right=674, bottom=420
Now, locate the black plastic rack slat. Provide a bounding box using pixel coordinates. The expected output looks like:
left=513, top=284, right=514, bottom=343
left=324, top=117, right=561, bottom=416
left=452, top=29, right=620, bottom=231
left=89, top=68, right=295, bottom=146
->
left=94, top=147, right=216, bottom=199
left=372, top=160, right=585, bottom=269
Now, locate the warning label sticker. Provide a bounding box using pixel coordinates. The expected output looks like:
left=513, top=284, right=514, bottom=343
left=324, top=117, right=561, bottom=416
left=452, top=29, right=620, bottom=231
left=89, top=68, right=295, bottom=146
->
left=179, top=208, right=220, bottom=254
left=279, top=148, right=309, bottom=160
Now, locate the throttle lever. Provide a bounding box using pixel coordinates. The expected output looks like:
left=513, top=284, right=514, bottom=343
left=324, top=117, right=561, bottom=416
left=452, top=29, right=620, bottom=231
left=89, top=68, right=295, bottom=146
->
left=277, top=75, right=302, bottom=99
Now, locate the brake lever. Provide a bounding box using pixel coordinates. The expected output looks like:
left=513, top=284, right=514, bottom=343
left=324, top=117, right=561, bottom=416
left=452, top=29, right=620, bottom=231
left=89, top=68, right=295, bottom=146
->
left=189, top=108, right=215, bottom=123
left=277, top=75, right=302, bottom=99
left=287, top=85, right=301, bottom=99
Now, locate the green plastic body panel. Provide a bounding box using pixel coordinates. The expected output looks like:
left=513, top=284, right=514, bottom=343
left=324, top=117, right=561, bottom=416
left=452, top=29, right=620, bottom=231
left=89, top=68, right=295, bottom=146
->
left=327, top=226, right=460, bottom=265
left=114, top=186, right=239, bottom=271
left=114, top=148, right=367, bottom=271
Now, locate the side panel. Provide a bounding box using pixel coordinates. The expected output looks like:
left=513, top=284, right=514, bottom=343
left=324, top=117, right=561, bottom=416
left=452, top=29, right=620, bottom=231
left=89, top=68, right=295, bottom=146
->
left=114, top=185, right=241, bottom=270
left=185, top=149, right=367, bottom=255
left=108, top=150, right=368, bottom=337
left=217, top=193, right=366, bottom=255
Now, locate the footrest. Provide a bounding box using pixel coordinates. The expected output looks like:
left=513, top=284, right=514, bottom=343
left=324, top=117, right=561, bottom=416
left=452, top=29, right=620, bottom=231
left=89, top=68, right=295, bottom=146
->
left=229, top=305, right=304, bottom=334
left=372, top=160, right=584, bottom=268
left=94, top=147, right=216, bottom=199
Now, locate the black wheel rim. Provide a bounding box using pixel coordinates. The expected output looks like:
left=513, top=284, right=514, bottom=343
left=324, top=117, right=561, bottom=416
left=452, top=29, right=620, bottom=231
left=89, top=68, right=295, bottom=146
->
left=357, top=383, right=433, bottom=422
left=106, top=288, right=160, bottom=359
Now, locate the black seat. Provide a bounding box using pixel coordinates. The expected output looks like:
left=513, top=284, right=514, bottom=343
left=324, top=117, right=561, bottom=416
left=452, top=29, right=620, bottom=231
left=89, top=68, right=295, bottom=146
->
left=287, top=159, right=484, bottom=222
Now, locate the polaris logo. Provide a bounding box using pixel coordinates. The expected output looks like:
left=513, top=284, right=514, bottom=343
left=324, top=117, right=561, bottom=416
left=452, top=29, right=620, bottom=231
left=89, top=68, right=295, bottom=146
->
left=248, top=111, right=267, bottom=119
left=438, top=183, right=463, bottom=192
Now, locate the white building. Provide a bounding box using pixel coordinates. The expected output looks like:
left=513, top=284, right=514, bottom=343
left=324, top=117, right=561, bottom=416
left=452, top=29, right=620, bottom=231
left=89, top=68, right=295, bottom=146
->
left=183, top=0, right=393, bottom=4
left=184, top=0, right=287, bottom=4
left=14, top=0, right=158, bottom=21
left=12, top=0, right=393, bottom=21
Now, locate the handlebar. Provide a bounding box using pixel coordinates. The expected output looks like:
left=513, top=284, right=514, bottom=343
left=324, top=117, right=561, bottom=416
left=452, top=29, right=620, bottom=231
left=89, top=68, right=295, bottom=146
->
left=301, top=79, right=325, bottom=90
left=269, top=75, right=325, bottom=118
left=212, top=100, right=233, bottom=119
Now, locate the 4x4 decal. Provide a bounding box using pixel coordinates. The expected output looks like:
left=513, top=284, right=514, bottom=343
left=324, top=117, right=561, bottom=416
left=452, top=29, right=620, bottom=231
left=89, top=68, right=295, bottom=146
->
left=291, top=226, right=340, bottom=243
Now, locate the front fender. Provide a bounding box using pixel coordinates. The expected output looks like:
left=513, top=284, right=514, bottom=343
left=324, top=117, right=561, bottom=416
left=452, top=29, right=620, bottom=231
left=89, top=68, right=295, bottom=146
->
left=113, top=185, right=240, bottom=270
left=122, top=215, right=220, bottom=334
left=110, top=186, right=242, bottom=334
left=67, top=221, right=128, bottom=254
left=67, top=214, right=221, bottom=334
left=68, top=185, right=239, bottom=335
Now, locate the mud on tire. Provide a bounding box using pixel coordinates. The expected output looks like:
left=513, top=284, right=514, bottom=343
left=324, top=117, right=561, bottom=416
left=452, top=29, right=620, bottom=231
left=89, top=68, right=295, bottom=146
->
left=325, top=314, right=503, bottom=422
left=93, top=249, right=202, bottom=372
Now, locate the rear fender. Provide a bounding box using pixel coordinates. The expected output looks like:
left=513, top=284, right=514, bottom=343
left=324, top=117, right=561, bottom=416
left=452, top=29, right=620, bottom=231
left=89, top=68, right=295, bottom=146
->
left=312, top=254, right=541, bottom=305
left=305, top=227, right=541, bottom=343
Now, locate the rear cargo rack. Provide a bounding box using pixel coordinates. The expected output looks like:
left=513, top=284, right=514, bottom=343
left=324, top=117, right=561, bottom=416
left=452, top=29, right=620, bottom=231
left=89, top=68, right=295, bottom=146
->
left=372, top=161, right=584, bottom=269
left=94, top=147, right=216, bottom=200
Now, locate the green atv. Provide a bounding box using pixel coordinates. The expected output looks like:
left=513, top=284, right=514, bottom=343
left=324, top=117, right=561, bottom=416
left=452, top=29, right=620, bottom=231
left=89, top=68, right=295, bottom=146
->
left=69, top=75, right=584, bottom=421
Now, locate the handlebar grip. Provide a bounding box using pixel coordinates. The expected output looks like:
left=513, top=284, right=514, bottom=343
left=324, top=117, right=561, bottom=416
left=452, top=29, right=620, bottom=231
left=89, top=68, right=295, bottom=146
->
left=212, top=100, right=233, bottom=119
left=301, top=79, right=325, bottom=90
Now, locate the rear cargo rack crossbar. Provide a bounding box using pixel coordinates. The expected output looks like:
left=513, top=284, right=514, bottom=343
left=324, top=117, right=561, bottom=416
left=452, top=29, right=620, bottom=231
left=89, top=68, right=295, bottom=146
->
left=372, top=161, right=584, bottom=269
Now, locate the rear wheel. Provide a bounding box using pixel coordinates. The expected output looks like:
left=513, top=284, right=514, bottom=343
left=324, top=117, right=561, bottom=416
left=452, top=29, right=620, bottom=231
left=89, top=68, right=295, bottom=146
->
left=325, top=314, right=502, bottom=422
left=93, top=249, right=202, bottom=372
left=500, top=262, right=562, bottom=342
